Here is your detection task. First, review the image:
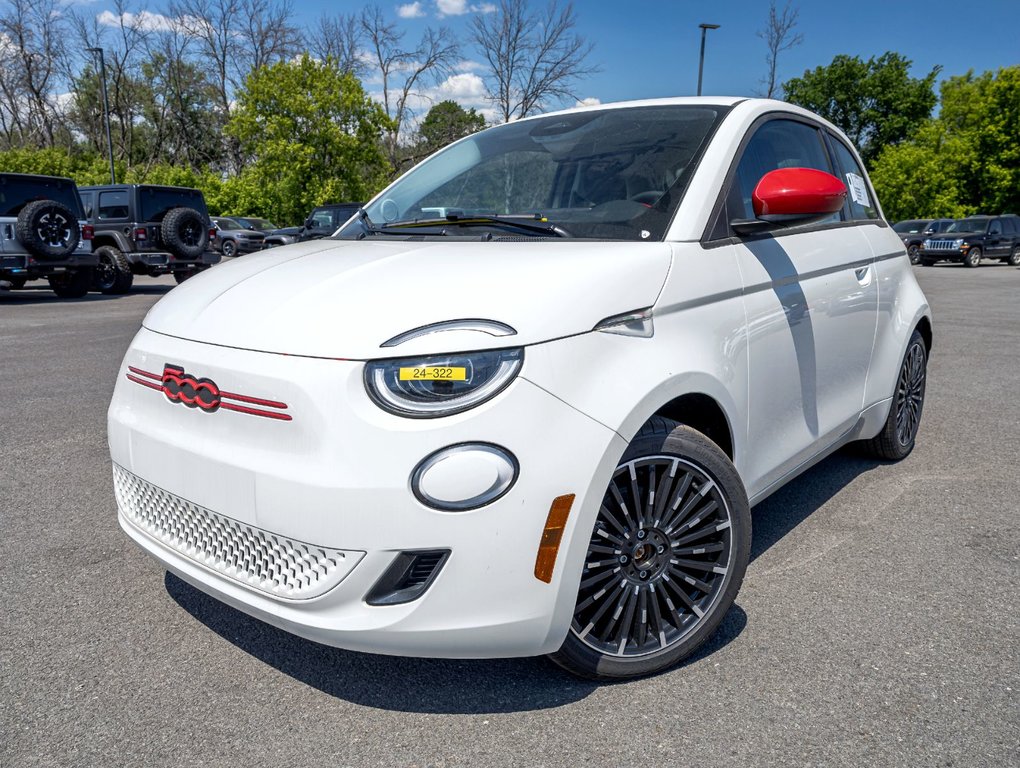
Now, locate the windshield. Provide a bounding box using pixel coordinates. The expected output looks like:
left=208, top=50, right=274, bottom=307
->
left=351, top=105, right=727, bottom=241
left=0, top=175, right=83, bottom=217
left=946, top=218, right=989, bottom=233
left=235, top=217, right=277, bottom=230
left=893, top=220, right=928, bottom=233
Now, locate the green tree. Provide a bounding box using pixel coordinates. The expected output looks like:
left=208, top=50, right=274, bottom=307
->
left=783, top=52, right=939, bottom=163
left=226, top=55, right=392, bottom=224
left=870, top=66, right=1020, bottom=220
left=415, top=100, right=485, bottom=157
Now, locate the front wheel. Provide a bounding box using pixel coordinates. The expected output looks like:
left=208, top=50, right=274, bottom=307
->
left=859, top=329, right=927, bottom=460
left=907, top=244, right=921, bottom=265
left=221, top=239, right=236, bottom=258
left=964, top=247, right=982, bottom=267
left=549, top=418, right=751, bottom=680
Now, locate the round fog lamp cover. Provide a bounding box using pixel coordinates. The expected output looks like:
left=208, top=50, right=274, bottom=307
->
left=412, top=443, right=518, bottom=511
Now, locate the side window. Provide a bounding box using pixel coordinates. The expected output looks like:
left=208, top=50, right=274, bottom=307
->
left=989, top=219, right=1002, bottom=235
left=80, top=191, right=94, bottom=218
left=828, top=138, right=879, bottom=220
left=731, top=119, right=836, bottom=222
left=310, top=210, right=334, bottom=228
left=98, top=190, right=129, bottom=220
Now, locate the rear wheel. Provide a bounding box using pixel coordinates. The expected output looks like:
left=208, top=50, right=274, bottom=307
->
left=860, top=329, right=927, bottom=460
left=48, top=268, right=93, bottom=299
left=173, top=266, right=206, bottom=284
left=964, top=247, right=982, bottom=267
left=1008, top=246, right=1020, bottom=266
left=6, top=276, right=27, bottom=290
left=93, top=245, right=134, bottom=294
left=549, top=418, right=750, bottom=680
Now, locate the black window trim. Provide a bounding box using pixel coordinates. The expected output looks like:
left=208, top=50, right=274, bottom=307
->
left=823, top=130, right=883, bottom=224
left=701, top=110, right=887, bottom=249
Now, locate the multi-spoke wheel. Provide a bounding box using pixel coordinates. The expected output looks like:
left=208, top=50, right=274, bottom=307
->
left=907, top=244, right=921, bottom=265
left=550, top=418, right=750, bottom=680
left=860, top=329, right=928, bottom=460
left=964, top=246, right=982, bottom=268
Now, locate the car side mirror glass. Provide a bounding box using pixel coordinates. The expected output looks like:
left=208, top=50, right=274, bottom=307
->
left=732, top=167, right=847, bottom=236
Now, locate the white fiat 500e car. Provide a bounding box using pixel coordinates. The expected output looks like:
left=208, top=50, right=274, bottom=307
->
left=109, top=97, right=931, bottom=679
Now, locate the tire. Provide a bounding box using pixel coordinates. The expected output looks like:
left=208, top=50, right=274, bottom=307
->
left=549, top=418, right=751, bottom=680
left=173, top=266, right=206, bottom=284
left=92, top=245, right=134, bottom=294
left=48, top=268, right=93, bottom=299
left=860, top=329, right=927, bottom=461
left=221, top=239, right=237, bottom=258
left=907, top=244, right=921, bottom=265
left=1008, top=246, right=1020, bottom=267
left=16, top=200, right=80, bottom=260
left=964, top=247, right=982, bottom=268
left=7, top=276, right=27, bottom=290
left=161, top=207, right=208, bottom=259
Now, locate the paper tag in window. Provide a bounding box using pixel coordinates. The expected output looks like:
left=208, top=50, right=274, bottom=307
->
left=845, top=173, right=870, bottom=207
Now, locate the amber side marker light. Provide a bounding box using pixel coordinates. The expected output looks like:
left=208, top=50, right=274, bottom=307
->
left=534, top=494, right=575, bottom=583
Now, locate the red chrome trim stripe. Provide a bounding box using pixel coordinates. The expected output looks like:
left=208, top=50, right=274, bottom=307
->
left=126, top=373, right=162, bottom=391
left=220, top=402, right=293, bottom=421
left=128, top=366, right=161, bottom=381
left=219, top=390, right=288, bottom=410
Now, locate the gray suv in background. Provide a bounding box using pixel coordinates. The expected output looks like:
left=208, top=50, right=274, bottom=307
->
left=212, top=216, right=265, bottom=257
left=0, top=172, right=97, bottom=298
left=78, top=184, right=220, bottom=293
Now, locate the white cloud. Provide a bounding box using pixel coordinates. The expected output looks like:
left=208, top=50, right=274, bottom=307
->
left=397, top=2, right=426, bottom=18
left=436, top=0, right=496, bottom=17
left=454, top=59, right=485, bottom=72
left=96, top=10, right=192, bottom=34
left=575, top=97, right=601, bottom=108
left=435, top=72, right=487, bottom=101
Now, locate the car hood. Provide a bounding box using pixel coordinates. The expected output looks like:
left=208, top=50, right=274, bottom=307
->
left=143, top=238, right=673, bottom=359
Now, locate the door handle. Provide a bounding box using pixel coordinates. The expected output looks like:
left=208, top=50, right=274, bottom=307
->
left=855, top=265, right=872, bottom=287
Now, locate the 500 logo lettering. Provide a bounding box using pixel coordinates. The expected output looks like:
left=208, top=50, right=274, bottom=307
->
left=161, top=364, right=222, bottom=411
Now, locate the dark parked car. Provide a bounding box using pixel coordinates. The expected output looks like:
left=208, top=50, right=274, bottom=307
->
left=892, top=218, right=955, bottom=264
left=0, top=172, right=97, bottom=298
left=230, top=216, right=278, bottom=233
left=212, top=216, right=265, bottom=257
left=298, top=202, right=362, bottom=241
left=78, top=184, right=220, bottom=292
left=918, top=215, right=1020, bottom=267
left=262, top=226, right=301, bottom=248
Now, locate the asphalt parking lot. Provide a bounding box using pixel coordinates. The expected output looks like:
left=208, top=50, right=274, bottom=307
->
left=2, top=262, right=1017, bottom=767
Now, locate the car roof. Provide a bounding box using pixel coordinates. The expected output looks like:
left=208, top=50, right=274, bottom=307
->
left=0, top=171, right=76, bottom=184
left=78, top=183, right=203, bottom=192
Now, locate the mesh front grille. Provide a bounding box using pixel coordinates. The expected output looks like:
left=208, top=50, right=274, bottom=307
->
left=113, top=465, right=362, bottom=600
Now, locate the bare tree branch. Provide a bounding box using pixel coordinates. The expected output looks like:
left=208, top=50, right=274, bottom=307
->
left=308, top=13, right=365, bottom=76
left=757, top=0, right=803, bottom=99
left=471, top=0, right=597, bottom=123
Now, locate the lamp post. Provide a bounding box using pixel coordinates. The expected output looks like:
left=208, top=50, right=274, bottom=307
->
left=87, top=47, right=116, bottom=184
left=697, top=23, right=720, bottom=97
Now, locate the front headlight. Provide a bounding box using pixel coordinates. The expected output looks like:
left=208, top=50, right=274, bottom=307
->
left=364, top=348, right=523, bottom=417
left=954, top=238, right=965, bottom=248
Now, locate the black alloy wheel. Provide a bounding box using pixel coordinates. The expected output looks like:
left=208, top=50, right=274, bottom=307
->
left=907, top=244, right=921, bottom=265
left=221, top=239, right=236, bottom=257
left=860, top=329, right=928, bottom=460
left=93, top=245, right=133, bottom=294
left=964, top=247, right=982, bottom=268
left=550, top=419, right=750, bottom=680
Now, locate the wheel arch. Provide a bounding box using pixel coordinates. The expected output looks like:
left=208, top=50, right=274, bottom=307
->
left=91, top=232, right=131, bottom=252
left=645, top=392, right=735, bottom=461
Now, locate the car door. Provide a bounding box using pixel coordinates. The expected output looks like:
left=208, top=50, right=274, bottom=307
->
left=987, top=218, right=1005, bottom=257
left=715, top=117, right=879, bottom=497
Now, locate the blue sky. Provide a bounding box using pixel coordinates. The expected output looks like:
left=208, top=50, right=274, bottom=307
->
left=83, top=0, right=1020, bottom=119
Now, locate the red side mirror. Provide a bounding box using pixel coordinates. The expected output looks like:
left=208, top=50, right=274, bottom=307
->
left=752, top=167, right=847, bottom=219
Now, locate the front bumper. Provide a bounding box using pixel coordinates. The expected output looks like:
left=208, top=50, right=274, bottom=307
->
left=109, top=327, right=625, bottom=658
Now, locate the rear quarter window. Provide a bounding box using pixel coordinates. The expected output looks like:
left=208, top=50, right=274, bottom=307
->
left=827, top=137, right=879, bottom=220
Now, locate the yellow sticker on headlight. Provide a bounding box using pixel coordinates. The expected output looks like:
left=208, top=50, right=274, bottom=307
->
left=399, top=366, right=468, bottom=381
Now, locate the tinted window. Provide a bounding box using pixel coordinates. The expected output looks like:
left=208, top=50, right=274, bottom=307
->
left=828, top=138, right=879, bottom=220
left=893, top=220, right=929, bottom=233
left=989, top=220, right=1002, bottom=235
left=139, top=187, right=208, bottom=222
left=99, top=190, right=130, bottom=219
left=948, top=218, right=989, bottom=233
left=79, top=191, right=94, bottom=218
left=310, top=209, right=334, bottom=228
left=732, top=119, right=835, bottom=222
left=0, top=175, right=83, bottom=217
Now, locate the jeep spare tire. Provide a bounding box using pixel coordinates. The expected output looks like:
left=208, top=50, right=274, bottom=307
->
left=16, top=199, right=80, bottom=260
left=161, top=207, right=208, bottom=259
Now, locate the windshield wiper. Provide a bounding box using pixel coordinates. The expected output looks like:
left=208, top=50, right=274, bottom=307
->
left=381, top=213, right=570, bottom=238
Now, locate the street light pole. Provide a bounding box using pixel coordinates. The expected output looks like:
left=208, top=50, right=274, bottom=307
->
left=87, top=47, right=116, bottom=184
left=697, top=23, right=720, bottom=97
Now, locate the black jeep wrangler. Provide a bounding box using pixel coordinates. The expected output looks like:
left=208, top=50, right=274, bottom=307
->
left=298, top=202, right=362, bottom=241
left=78, top=184, right=220, bottom=293
left=0, top=172, right=97, bottom=298
left=918, top=214, right=1020, bottom=268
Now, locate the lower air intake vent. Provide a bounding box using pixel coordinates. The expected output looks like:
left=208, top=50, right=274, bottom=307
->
left=365, top=549, right=450, bottom=606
